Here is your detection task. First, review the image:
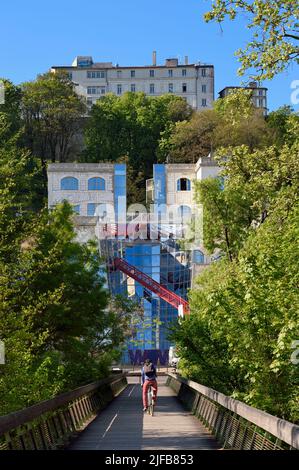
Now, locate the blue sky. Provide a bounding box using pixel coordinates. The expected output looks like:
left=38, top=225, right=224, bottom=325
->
left=0, top=0, right=298, bottom=111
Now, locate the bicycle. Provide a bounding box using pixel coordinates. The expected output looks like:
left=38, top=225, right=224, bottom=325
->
left=147, top=384, right=155, bottom=416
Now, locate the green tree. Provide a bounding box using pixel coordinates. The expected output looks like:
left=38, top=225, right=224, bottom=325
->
left=204, top=0, right=299, bottom=79
left=172, top=192, right=299, bottom=421
left=161, top=89, right=271, bottom=164
left=84, top=92, right=192, bottom=203
left=0, top=79, right=22, bottom=145
left=172, top=111, right=299, bottom=422
left=22, top=71, right=86, bottom=184
left=267, top=105, right=298, bottom=146
left=195, top=176, right=255, bottom=261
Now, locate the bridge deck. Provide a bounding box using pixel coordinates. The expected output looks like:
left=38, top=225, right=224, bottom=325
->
left=69, top=377, right=219, bottom=450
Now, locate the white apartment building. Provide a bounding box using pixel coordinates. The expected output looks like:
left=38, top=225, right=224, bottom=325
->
left=51, top=52, right=214, bottom=110
left=219, top=82, right=268, bottom=115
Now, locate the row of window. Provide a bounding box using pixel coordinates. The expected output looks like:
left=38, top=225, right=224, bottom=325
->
left=60, top=177, right=192, bottom=191
left=71, top=203, right=193, bottom=217
left=68, top=69, right=209, bottom=80
left=85, top=69, right=208, bottom=79
left=87, top=71, right=106, bottom=79
left=254, top=98, right=266, bottom=107
left=61, top=177, right=106, bottom=191
left=87, top=86, right=106, bottom=95
left=114, top=83, right=207, bottom=95
left=86, top=83, right=208, bottom=101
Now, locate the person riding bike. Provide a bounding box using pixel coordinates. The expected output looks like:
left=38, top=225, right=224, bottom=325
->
left=141, top=358, right=158, bottom=412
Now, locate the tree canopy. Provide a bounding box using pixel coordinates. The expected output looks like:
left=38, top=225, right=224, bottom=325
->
left=204, top=0, right=299, bottom=80
left=171, top=94, right=299, bottom=422
left=84, top=91, right=193, bottom=204
left=159, top=89, right=273, bottom=163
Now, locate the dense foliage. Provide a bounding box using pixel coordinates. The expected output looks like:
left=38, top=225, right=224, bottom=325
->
left=0, top=81, right=132, bottom=415
left=84, top=92, right=193, bottom=204
left=159, top=89, right=279, bottom=164
left=204, top=1, right=299, bottom=80
left=171, top=108, right=299, bottom=422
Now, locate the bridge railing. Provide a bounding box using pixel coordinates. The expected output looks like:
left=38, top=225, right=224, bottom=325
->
left=0, top=374, right=127, bottom=450
left=166, top=373, right=299, bottom=450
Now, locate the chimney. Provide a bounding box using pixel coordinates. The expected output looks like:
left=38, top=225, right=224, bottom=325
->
left=185, top=56, right=188, bottom=65
left=153, top=51, right=157, bottom=66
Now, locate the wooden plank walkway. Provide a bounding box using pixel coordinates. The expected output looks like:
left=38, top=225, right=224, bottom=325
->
left=69, top=377, right=219, bottom=450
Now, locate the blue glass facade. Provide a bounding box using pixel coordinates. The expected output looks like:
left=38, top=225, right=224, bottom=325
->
left=101, top=163, right=191, bottom=366
left=114, top=164, right=126, bottom=239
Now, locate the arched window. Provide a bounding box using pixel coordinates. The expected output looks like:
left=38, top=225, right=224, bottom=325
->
left=177, top=205, right=192, bottom=221
left=177, top=178, right=191, bottom=191
left=88, top=177, right=105, bottom=190
left=61, top=177, right=78, bottom=190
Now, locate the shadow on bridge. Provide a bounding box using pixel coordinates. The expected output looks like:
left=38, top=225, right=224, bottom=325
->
left=68, top=377, right=219, bottom=450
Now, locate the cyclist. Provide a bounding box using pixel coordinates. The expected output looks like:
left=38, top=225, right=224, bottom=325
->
left=141, top=358, right=158, bottom=412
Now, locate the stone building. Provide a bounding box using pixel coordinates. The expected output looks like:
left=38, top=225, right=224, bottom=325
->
left=218, top=81, right=268, bottom=115
left=51, top=52, right=214, bottom=110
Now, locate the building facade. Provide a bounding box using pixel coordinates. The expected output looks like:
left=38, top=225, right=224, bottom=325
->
left=47, top=156, right=220, bottom=365
left=218, top=82, right=268, bottom=115
left=47, top=162, right=126, bottom=242
left=51, top=53, right=214, bottom=110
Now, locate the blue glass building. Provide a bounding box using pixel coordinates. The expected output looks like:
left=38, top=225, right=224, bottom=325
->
left=100, top=163, right=192, bottom=366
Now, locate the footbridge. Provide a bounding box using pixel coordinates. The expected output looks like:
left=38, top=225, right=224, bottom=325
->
left=1, top=372, right=298, bottom=451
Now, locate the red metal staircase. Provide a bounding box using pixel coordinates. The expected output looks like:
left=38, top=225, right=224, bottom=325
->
left=113, top=257, right=190, bottom=316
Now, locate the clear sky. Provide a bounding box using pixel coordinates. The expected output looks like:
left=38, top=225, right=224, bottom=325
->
left=0, top=0, right=298, bottom=111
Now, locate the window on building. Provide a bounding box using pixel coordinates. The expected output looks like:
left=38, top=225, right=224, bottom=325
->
left=178, top=205, right=192, bottom=221
left=182, top=69, right=187, bottom=77
left=87, top=98, right=93, bottom=106
left=87, top=86, right=105, bottom=95
left=87, top=71, right=104, bottom=79
left=177, top=178, right=191, bottom=191
left=259, top=90, right=264, bottom=96
left=150, top=69, right=155, bottom=77
left=182, top=83, right=187, bottom=93
left=117, top=70, right=122, bottom=78
left=168, top=83, right=174, bottom=93
left=259, top=98, right=264, bottom=107
left=73, top=205, right=80, bottom=215
left=67, top=72, right=72, bottom=80
left=61, top=177, right=79, bottom=190
left=131, top=70, right=135, bottom=77
left=117, top=84, right=122, bottom=95
left=202, top=98, right=207, bottom=107
left=202, top=84, right=206, bottom=93
left=201, top=68, right=206, bottom=77
left=168, top=69, right=173, bottom=77
left=88, top=177, right=105, bottom=190
left=87, top=203, right=96, bottom=216
left=150, top=83, right=155, bottom=94
left=193, top=250, right=205, bottom=264
left=87, top=203, right=107, bottom=217
left=131, top=84, right=136, bottom=92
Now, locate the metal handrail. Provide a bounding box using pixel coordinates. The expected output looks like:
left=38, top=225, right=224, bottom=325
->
left=167, top=373, right=299, bottom=450
left=0, top=373, right=127, bottom=450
